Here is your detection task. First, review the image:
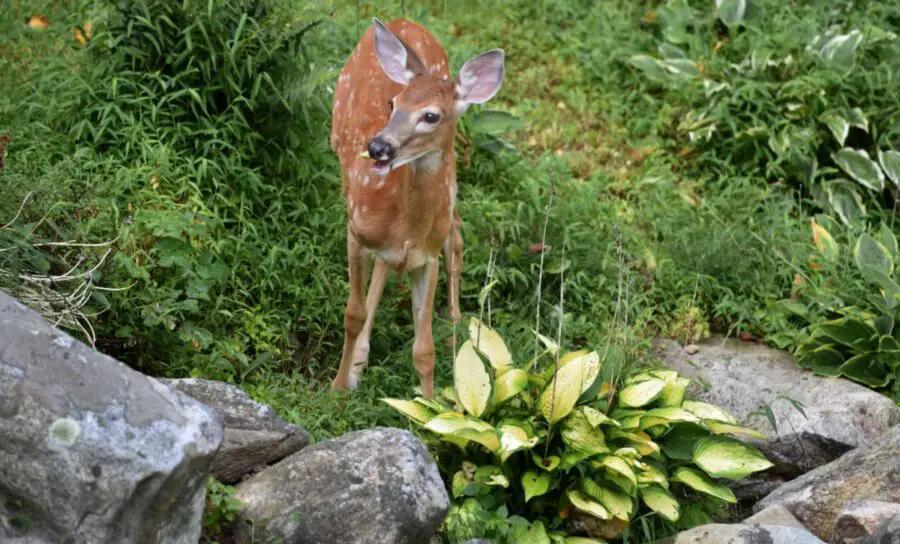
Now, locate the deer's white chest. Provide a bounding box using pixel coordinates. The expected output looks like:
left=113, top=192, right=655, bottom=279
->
left=371, top=246, right=434, bottom=271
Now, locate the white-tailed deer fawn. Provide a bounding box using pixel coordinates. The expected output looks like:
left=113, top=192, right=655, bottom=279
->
left=330, top=18, right=504, bottom=398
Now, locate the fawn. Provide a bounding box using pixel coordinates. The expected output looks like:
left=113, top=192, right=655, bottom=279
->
left=329, top=18, right=504, bottom=397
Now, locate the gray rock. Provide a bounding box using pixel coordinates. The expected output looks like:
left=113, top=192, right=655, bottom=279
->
left=0, top=292, right=223, bottom=543
left=158, top=378, right=309, bottom=483
left=861, top=514, right=900, bottom=544
left=234, top=427, right=449, bottom=544
left=665, top=523, right=825, bottom=543
left=755, top=425, right=900, bottom=542
left=835, top=502, right=900, bottom=543
left=656, top=337, right=900, bottom=477
left=730, top=473, right=786, bottom=502
left=743, top=505, right=806, bottom=529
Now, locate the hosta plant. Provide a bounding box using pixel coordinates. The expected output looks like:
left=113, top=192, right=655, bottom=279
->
left=797, top=224, right=900, bottom=397
left=384, top=319, right=773, bottom=543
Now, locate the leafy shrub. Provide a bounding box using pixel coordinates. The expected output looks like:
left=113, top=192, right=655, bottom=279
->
left=384, top=318, right=772, bottom=543
left=202, top=478, right=242, bottom=542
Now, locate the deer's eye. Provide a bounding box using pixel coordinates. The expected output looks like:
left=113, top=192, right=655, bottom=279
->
left=423, top=112, right=440, bottom=124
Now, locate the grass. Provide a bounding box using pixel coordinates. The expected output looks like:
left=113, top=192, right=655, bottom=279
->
left=2, top=0, right=899, bottom=541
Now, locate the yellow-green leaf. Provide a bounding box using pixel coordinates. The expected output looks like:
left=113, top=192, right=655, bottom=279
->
left=640, top=485, right=680, bottom=522
left=567, top=489, right=611, bottom=520
left=562, top=410, right=609, bottom=456
left=704, top=420, right=767, bottom=440
left=561, top=351, right=602, bottom=395
left=643, top=407, right=700, bottom=423
left=499, top=425, right=540, bottom=461
left=533, top=453, right=561, bottom=472
left=812, top=220, right=840, bottom=262
left=582, top=406, right=620, bottom=427
left=659, top=377, right=690, bottom=406
left=682, top=401, right=738, bottom=423
left=671, top=467, right=736, bottom=503
left=493, top=368, right=529, bottom=405
left=636, top=460, right=668, bottom=488
left=692, top=436, right=774, bottom=480
left=595, top=456, right=637, bottom=487
left=454, top=340, right=492, bottom=417
left=582, top=479, right=633, bottom=520
left=617, top=379, right=666, bottom=408
left=522, top=470, right=551, bottom=502
left=469, top=317, right=513, bottom=375
left=539, top=353, right=598, bottom=423
left=565, top=538, right=607, bottom=544
left=381, top=398, right=435, bottom=424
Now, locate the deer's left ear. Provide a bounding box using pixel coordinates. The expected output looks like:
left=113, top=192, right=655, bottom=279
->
left=373, top=18, right=426, bottom=85
left=455, top=49, right=505, bottom=115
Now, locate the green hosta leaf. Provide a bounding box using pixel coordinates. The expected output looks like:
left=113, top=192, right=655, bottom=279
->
left=423, top=413, right=500, bottom=452
left=474, top=465, right=509, bottom=488
left=617, top=379, right=666, bottom=408
left=681, top=401, right=738, bottom=424
left=562, top=411, right=610, bottom=456
left=639, top=485, right=680, bottom=522
left=583, top=479, right=633, bottom=520
left=567, top=489, right=611, bottom=520
left=826, top=181, right=866, bottom=226
left=561, top=351, right=602, bottom=397
left=595, top=456, right=637, bottom=487
left=582, top=406, right=619, bottom=428
left=561, top=448, right=595, bottom=470
left=822, top=112, right=849, bottom=146
left=846, top=107, right=868, bottom=132
left=468, top=109, right=524, bottom=135
left=539, top=352, right=600, bottom=424
left=522, top=470, right=552, bottom=502
left=643, top=407, right=700, bottom=423
left=672, top=467, right=737, bottom=503
left=627, top=54, right=668, bottom=82
left=659, top=377, right=690, bottom=407
left=838, top=353, right=890, bottom=387
left=815, top=317, right=878, bottom=350
left=515, top=520, right=552, bottom=544
left=879, top=149, right=900, bottom=187
left=413, top=397, right=448, bottom=413
left=381, top=398, right=436, bottom=424
left=875, top=316, right=894, bottom=337
left=635, top=459, right=668, bottom=487
left=454, top=340, right=492, bottom=417
left=499, top=425, right=540, bottom=462
left=704, top=421, right=767, bottom=440
left=493, top=369, right=529, bottom=405
left=468, top=318, right=512, bottom=375
left=564, top=538, right=607, bottom=544
left=608, top=429, right=660, bottom=455
left=811, top=221, right=840, bottom=262
left=818, top=30, right=863, bottom=71
left=659, top=423, right=712, bottom=461
left=716, top=0, right=746, bottom=27
left=660, top=58, right=699, bottom=77
left=658, top=42, right=687, bottom=59
left=877, top=223, right=899, bottom=261
left=692, top=436, right=773, bottom=480
left=799, top=344, right=844, bottom=376
left=533, top=453, right=561, bottom=472
left=833, top=149, right=885, bottom=192
left=855, top=233, right=894, bottom=277
left=881, top=335, right=900, bottom=351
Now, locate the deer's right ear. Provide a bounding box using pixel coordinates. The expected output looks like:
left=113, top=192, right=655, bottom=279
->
left=373, top=18, right=425, bottom=86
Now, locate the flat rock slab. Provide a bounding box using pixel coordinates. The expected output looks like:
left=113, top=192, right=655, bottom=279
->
left=755, top=425, right=900, bottom=542
left=159, top=378, right=309, bottom=483
left=234, top=427, right=449, bottom=544
left=836, top=501, right=900, bottom=543
left=743, top=505, right=806, bottom=529
left=665, top=523, right=825, bottom=543
left=0, top=292, right=223, bottom=543
left=656, top=337, right=900, bottom=476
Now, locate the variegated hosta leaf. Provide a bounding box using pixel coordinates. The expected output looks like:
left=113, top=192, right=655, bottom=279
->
left=832, top=148, right=885, bottom=192
left=454, top=340, right=492, bottom=418
left=423, top=412, right=500, bottom=452
left=567, top=489, right=611, bottom=520
left=561, top=448, right=595, bottom=470
left=582, top=406, right=620, bottom=428
left=582, top=478, right=633, bottom=521
left=539, top=352, right=600, bottom=423
left=692, top=436, right=774, bottom=480
left=522, top=470, right=551, bottom=502
left=560, top=350, right=602, bottom=396
left=659, top=377, right=690, bottom=406
left=672, top=467, right=736, bottom=503
left=822, top=112, right=849, bottom=146
left=535, top=330, right=560, bottom=355
left=562, top=410, right=610, bottom=456
left=594, top=455, right=637, bottom=487
left=468, top=317, right=512, bottom=375
left=879, top=149, right=900, bottom=187
left=608, top=429, right=660, bottom=455
left=704, top=420, right=767, bottom=440
left=617, top=378, right=666, bottom=408
left=682, top=400, right=738, bottom=423
left=499, top=425, right=540, bottom=462
left=533, top=453, right=561, bottom=472
left=639, top=485, right=680, bottom=522
left=635, top=459, right=668, bottom=488
left=643, top=407, right=700, bottom=423
left=493, top=368, right=529, bottom=405
left=381, top=398, right=436, bottom=424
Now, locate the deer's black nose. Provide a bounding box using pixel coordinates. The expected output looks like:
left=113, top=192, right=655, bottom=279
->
left=368, top=137, right=396, bottom=162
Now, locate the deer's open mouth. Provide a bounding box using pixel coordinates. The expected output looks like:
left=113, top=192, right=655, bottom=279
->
left=372, top=159, right=393, bottom=176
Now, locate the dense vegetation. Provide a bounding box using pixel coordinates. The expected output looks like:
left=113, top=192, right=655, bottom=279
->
left=2, top=0, right=899, bottom=541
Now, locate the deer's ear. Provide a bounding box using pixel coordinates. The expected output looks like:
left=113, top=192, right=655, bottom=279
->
left=373, top=18, right=426, bottom=85
left=455, top=49, right=505, bottom=115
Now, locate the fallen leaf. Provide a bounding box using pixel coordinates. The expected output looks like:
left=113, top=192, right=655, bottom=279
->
left=528, top=242, right=549, bottom=254
left=0, top=134, right=10, bottom=172
left=738, top=331, right=760, bottom=343
left=74, top=23, right=92, bottom=44
left=28, top=15, right=48, bottom=30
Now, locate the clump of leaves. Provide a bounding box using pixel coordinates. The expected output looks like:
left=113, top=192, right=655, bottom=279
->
left=796, top=223, right=900, bottom=398
left=384, top=318, right=772, bottom=543
left=664, top=296, right=711, bottom=345
left=202, top=478, right=242, bottom=542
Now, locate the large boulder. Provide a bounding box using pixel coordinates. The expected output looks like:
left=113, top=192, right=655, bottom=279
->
left=233, top=427, right=449, bottom=544
left=0, top=292, right=223, bottom=543
left=861, top=514, right=900, bottom=544
left=159, top=378, right=309, bottom=483
left=656, top=337, right=900, bottom=477
left=754, top=425, right=900, bottom=542
left=835, top=502, right=900, bottom=543
left=665, top=523, right=825, bottom=543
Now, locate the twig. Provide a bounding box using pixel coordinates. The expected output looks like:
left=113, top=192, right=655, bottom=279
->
left=532, top=176, right=556, bottom=371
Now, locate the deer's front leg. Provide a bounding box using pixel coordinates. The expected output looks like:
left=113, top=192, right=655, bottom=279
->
left=411, top=259, right=440, bottom=399
left=332, top=230, right=368, bottom=393
left=350, top=258, right=389, bottom=387
left=442, top=206, right=463, bottom=325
